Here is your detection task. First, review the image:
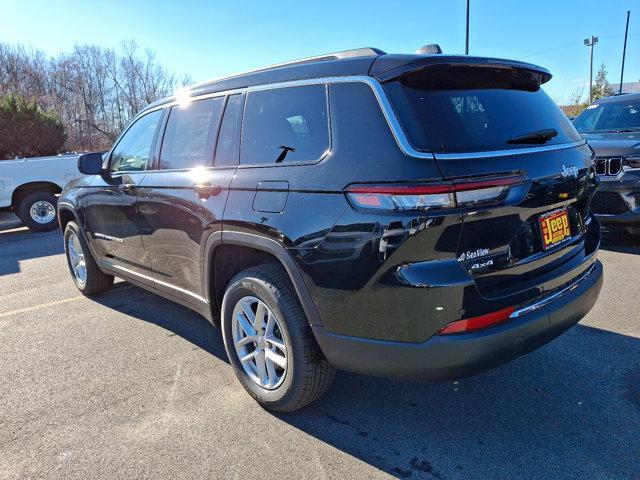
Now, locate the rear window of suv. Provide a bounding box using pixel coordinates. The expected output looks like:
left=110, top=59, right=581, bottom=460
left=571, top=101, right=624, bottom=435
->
left=385, top=64, right=582, bottom=153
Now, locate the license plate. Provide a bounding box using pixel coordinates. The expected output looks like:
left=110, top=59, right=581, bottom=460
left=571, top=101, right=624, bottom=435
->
left=539, top=208, right=571, bottom=250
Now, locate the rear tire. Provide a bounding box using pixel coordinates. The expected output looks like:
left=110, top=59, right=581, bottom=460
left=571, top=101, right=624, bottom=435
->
left=64, top=221, right=114, bottom=295
left=16, top=191, right=58, bottom=232
left=221, top=263, right=335, bottom=412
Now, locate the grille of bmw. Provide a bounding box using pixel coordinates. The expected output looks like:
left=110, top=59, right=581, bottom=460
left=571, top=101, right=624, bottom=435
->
left=590, top=192, right=629, bottom=215
left=595, top=157, right=623, bottom=176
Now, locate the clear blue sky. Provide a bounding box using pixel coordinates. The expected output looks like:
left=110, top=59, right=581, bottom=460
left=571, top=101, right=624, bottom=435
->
left=1, top=0, right=638, bottom=104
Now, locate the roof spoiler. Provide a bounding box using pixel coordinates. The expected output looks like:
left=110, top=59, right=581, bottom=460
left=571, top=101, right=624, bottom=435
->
left=373, top=56, right=552, bottom=85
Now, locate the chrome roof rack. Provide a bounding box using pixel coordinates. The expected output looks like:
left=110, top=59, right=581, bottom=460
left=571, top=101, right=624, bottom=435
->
left=248, top=47, right=386, bottom=71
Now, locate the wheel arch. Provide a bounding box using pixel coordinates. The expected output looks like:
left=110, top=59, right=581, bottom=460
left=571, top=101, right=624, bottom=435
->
left=57, top=204, right=79, bottom=232
left=204, top=231, right=322, bottom=327
left=11, top=181, right=63, bottom=208
left=57, top=205, right=99, bottom=260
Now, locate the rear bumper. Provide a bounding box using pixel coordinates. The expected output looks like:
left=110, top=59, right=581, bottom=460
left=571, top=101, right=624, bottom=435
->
left=313, top=259, right=603, bottom=381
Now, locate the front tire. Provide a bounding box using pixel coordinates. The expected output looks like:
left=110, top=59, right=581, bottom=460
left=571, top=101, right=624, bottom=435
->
left=17, top=191, right=58, bottom=232
left=64, top=221, right=114, bottom=295
left=221, top=264, right=335, bottom=412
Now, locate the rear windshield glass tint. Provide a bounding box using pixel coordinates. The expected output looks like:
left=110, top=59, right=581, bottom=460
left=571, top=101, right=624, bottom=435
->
left=386, top=65, right=581, bottom=153
left=573, top=98, right=640, bottom=133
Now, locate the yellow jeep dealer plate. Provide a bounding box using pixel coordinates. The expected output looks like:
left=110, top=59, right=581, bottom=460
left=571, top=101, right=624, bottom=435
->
left=539, top=208, right=571, bottom=250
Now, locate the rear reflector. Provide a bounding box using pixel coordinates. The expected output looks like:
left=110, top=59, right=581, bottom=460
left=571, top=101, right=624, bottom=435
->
left=345, top=175, right=524, bottom=211
left=437, top=306, right=515, bottom=335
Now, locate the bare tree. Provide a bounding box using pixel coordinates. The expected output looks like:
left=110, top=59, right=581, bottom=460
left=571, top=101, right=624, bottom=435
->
left=567, top=85, right=587, bottom=117
left=0, top=41, right=191, bottom=152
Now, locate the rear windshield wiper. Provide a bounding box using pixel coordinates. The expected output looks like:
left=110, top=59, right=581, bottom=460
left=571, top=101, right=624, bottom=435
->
left=507, top=128, right=558, bottom=145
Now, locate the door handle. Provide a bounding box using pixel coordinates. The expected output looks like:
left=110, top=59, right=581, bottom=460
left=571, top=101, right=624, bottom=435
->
left=194, top=183, right=222, bottom=199
left=119, top=182, right=135, bottom=193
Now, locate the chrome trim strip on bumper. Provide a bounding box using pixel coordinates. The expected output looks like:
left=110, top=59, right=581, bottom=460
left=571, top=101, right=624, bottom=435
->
left=509, top=262, right=597, bottom=319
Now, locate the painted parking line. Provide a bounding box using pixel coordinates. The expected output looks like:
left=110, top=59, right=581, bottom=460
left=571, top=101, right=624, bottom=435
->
left=0, top=295, right=84, bottom=318
left=0, top=226, right=27, bottom=234
left=0, top=284, right=133, bottom=320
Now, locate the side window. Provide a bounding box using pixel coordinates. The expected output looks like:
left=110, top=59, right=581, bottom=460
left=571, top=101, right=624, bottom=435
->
left=241, top=85, right=329, bottom=165
left=214, top=94, right=243, bottom=167
left=159, top=97, right=225, bottom=170
left=110, top=109, right=162, bottom=174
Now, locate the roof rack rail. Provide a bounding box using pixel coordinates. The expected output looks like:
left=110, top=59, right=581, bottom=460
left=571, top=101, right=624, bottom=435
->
left=253, top=47, right=386, bottom=71
left=190, top=47, right=386, bottom=91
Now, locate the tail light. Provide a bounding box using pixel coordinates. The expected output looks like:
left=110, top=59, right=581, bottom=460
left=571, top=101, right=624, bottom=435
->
left=437, top=306, right=515, bottom=335
left=345, top=175, right=525, bottom=211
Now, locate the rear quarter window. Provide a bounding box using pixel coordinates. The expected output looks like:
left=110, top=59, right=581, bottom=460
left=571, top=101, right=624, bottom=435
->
left=240, top=85, right=330, bottom=165
left=385, top=65, right=582, bottom=154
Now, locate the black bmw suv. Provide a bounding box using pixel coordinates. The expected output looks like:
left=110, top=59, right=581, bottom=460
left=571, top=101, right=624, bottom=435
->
left=573, top=92, right=640, bottom=236
left=58, top=47, right=603, bottom=412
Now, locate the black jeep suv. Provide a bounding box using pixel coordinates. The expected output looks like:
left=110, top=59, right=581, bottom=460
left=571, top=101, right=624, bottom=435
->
left=573, top=92, right=640, bottom=236
left=58, top=47, right=603, bottom=412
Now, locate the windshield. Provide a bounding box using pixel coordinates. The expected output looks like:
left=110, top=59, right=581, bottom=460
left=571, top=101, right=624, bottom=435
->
left=385, top=65, right=582, bottom=153
left=573, top=98, right=640, bottom=134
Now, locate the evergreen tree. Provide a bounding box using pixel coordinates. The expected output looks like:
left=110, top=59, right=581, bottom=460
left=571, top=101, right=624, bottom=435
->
left=591, top=63, right=614, bottom=101
left=0, top=94, right=67, bottom=159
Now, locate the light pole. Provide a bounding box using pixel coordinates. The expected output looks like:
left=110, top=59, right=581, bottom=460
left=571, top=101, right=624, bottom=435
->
left=619, top=11, right=631, bottom=94
left=465, top=0, right=470, bottom=55
left=584, top=36, right=598, bottom=104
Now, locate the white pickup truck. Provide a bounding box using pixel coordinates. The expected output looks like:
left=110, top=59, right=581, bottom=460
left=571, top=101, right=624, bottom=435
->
left=0, top=153, right=82, bottom=231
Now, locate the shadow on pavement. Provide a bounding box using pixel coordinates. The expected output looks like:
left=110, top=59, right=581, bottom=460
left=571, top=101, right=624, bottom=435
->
left=90, top=283, right=229, bottom=363
left=278, top=324, right=640, bottom=479
left=86, top=282, right=640, bottom=479
left=600, top=230, right=640, bottom=255
left=0, top=228, right=64, bottom=275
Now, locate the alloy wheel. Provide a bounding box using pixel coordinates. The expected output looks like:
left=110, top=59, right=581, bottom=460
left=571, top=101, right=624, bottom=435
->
left=231, top=296, right=288, bottom=389
left=67, top=232, right=87, bottom=285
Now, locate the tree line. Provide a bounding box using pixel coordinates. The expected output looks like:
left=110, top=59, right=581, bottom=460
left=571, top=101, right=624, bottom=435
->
left=0, top=41, right=190, bottom=159
left=564, top=63, right=615, bottom=118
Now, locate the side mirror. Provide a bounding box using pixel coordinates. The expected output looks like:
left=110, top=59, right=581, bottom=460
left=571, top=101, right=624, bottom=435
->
left=77, top=152, right=104, bottom=175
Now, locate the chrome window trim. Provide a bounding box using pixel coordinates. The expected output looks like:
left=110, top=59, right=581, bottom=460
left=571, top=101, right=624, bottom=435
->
left=124, top=75, right=585, bottom=163
left=246, top=76, right=586, bottom=160
left=433, top=140, right=587, bottom=160
left=246, top=76, right=436, bottom=160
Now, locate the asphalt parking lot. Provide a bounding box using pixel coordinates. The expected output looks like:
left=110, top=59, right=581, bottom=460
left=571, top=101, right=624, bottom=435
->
left=1, top=218, right=639, bottom=480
